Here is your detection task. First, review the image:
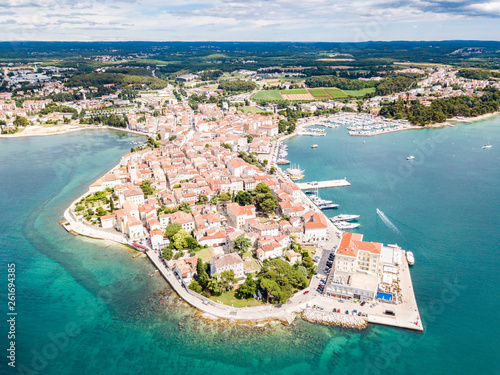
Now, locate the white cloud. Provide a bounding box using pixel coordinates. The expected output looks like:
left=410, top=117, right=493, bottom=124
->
left=0, top=0, right=499, bottom=41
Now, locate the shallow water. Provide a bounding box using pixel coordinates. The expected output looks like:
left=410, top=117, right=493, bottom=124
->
left=1, top=121, right=499, bottom=374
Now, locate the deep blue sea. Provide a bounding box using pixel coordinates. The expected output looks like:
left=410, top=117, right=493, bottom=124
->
left=1, top=121, right=499, bottom=375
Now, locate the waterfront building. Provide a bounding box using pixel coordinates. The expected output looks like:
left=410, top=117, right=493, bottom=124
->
left=210, top=253, right=245, bottom=278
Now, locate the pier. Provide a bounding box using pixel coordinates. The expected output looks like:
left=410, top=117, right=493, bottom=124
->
left=296, top=179, right=351, bottom=190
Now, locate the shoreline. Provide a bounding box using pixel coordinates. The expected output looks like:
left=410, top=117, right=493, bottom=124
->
left=0, top=124, right=149, bottom=138
left=302, top=111, right=499, bottom=138
left=57, top=113, right=432, bottom=331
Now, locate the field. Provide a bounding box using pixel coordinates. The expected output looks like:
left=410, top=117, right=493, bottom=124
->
left=343, top=87, right=376, bottom=96
left=308, top=88, right=330, bottom=98
left=252, top=90, right=283, bottom=100
left=240, top=106, right=266, bottom=114
left=253, top=86, right=374, bottom=102
left=281, top=89, right=308, bottom=94
left=324, top=88, right=349, bottom=98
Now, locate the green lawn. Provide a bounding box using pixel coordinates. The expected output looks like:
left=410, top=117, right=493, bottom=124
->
left=240, top=106, right=266, bottom=114
left=324, top=88, right=349, bottom=99
left=303, top=246, right=317, bottom=257
left=196, top=247, right=215, bottom=262
left=244, top=259, right=261, bottom=273
left=252, top=90, right=284, bottom=100
left=343, top=87, right=376, bottom=96
left=210, top=290, right=263, bottom=308
left=281, top=89, right=308, bottom=94
left=308, top=88, right=330, bottom=98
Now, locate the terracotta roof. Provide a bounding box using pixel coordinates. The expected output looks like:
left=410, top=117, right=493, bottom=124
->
left=336, top=232, right=382, bottom=258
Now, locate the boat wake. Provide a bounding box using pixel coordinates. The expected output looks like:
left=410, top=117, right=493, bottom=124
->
left=376, top=208, right=402, bottom=236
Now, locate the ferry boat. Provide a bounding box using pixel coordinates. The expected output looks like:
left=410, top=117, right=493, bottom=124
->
left=334, top=221, right=360, bottom=229
left=406, top=155, right=415, bottom=160
left=333, top=214, right=360, bottom=222
left=277, top=159, right=291, bottom=165
left=311, top=144, right=318, bottom=148
left=406, top=251, right=415, bottom=265
left=482, top=144, right=492, bottom=149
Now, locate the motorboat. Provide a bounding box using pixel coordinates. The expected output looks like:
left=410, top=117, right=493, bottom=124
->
left=318, top=203, right=339, bottom=210
left=406, top=155, right=415, bottom=160
left=311, top=144, right=318, bottom=148
left=277, top=159, right=291, bottom=165
left=333, top=214, right=360, bottom=222
left=482, top=144, right=492, bottom=149
left=334, top=221, right=360, bottom=229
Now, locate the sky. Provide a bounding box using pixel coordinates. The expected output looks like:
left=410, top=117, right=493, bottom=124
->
left=0, top=0, right=499, bottom=41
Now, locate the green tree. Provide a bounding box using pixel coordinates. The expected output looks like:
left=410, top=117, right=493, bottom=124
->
left=197, top=258, right=209, bottom=287
left=140, top=180, right=155, bottom=196
left=162, top=247, right=173, bottom=260
left=238, top=274, right=257, bottom=299
left=13, top=116, right=28, bottom=127
left=220, top=270, right=236, bottom=291
left=197, top=194, right=209, bottom=205
left=235, top=191, right=253, bottom=206
left=207, top=278, right=222, bottom=296
left=172, top=229, right=190, bottom=249
left=218, top=192, right=231, bottom=203
left=233, top=234, right=252, bottom=256
left=178, top=201, right=192, bottom=213
left=165, top=223, right=182, bottom=239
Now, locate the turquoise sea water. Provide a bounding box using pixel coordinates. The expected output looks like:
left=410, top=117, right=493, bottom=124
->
left=1, top=121, right=499, bottom=375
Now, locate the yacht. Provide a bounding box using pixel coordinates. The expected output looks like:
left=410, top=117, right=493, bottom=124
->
left=318, top=203, right=339, bottom=210
left=332, top=214, right=360, bottom=222
left=277, top=159, right=291, bottom=165
left=334, top=221, right=360, bottom=229
left=406, top=251, right=415, bottom=265
left=406, top=155, right=415, bottom=160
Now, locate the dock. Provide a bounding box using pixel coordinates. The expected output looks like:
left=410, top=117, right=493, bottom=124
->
left=296, top=179, right=351, bottom=190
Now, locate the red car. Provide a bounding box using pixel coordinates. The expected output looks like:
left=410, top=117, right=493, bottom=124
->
left=303, top=290, right=310, bottom=295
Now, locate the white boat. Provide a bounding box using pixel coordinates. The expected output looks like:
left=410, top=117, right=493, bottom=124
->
left=277, top=159, right=291, bottom=165
left=311, top=144, right=318, bottom=148
left=406, top=251, right=415, bottom=265
left=406, top=155, right=415, bottom=160
left=333, top=214, right=360, bottom=222
left=318, top=203, right=339, bottom=210
left=334, top=221, right=360, bottom=229
left=482, top=144, right=492, bottom=149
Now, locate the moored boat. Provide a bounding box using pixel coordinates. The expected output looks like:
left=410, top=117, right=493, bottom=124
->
left=406, top=251, right=415, bottom=265
left=333, top=214, right=360, bottom=222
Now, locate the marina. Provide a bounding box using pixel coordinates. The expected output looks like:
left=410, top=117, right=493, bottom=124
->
left=298, top=112, right=413, bottom=137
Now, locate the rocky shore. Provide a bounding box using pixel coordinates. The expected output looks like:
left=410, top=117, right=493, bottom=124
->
left=301, top=308, right=368, bottom=329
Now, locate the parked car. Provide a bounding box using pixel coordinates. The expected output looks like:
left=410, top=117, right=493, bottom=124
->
left=303, top=290, right=310, bottom=295
left=360, top=301, right=366, bottom=306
